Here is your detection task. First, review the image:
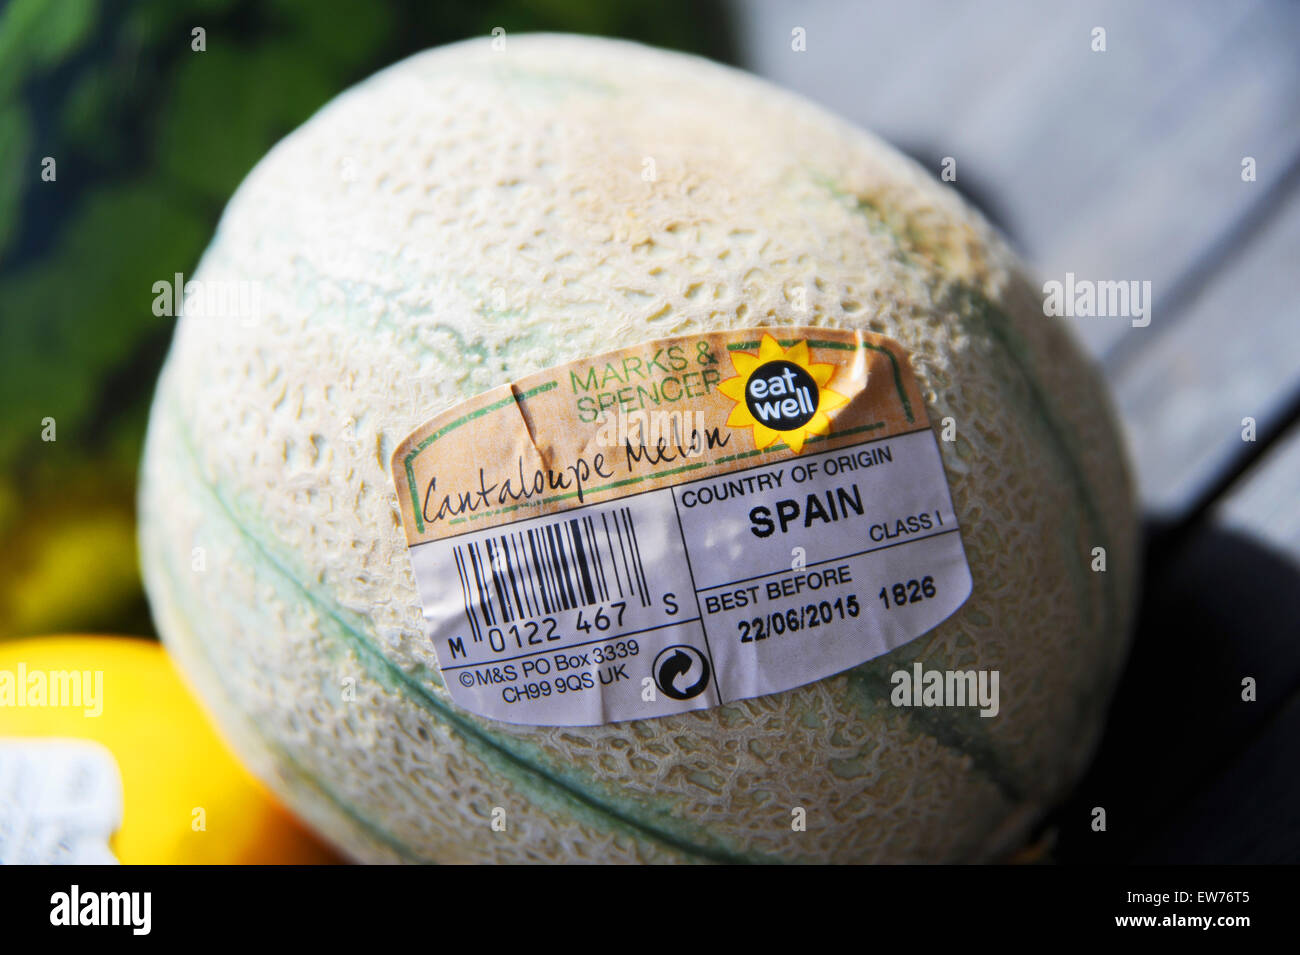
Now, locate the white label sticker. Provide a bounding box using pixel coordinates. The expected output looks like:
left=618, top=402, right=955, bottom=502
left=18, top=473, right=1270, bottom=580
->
left=0, top=739, right=123, bottom=864
left=393, top=328, right=971, bottom=726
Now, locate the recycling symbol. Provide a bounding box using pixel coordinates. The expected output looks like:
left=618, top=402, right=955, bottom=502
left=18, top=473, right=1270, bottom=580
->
left=652, top=645, right=712, bottom=701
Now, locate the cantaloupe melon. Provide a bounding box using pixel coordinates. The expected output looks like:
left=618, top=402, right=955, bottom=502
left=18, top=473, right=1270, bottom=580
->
left=138, top=34, right=1137, bottom=863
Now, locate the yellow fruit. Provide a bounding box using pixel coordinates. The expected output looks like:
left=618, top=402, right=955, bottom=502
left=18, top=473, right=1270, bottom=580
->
left=0, top=636, right=341, bottom=864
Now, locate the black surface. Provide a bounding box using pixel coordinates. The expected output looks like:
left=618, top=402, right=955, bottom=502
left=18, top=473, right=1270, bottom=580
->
left=1051, top=519, right=1300, bottom=863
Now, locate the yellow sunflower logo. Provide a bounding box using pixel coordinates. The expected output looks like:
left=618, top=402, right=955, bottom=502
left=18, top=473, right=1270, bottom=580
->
left=718, top=334, right=849, bottom=453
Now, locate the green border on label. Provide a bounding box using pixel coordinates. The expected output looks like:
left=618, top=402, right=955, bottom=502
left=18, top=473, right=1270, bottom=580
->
left=405, top=381, right=558, bottom=532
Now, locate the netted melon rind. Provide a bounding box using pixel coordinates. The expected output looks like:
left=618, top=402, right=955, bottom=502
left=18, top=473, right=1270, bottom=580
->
left=139, top=34, right=1137, bottom=863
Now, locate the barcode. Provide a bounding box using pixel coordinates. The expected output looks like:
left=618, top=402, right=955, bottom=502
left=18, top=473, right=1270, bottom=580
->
left=452, top=507, right=651, bottom=640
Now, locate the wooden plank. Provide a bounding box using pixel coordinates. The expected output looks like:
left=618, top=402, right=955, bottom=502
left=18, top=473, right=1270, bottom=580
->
left=1110, top=180, right=1300, bottom=514
left=1058, top=8, right=1300, bottom=359
left=1215, top=419, right=1300, bottom=563
left=735, top=0, right=1300, bottom=359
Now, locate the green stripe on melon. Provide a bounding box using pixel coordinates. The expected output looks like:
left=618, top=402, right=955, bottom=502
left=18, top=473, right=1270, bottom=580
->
left=139, top=34, right=1136, bottom=863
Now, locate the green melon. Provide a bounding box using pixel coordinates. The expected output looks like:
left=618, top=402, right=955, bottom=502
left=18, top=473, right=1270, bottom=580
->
left=138, top=34, right=1137, bottom=863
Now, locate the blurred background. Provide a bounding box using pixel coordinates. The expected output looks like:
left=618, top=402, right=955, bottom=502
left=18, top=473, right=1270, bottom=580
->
left=2, top=0, right=1298, bottom=862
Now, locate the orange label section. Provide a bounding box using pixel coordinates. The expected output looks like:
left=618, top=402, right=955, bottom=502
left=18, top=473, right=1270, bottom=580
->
left=393, top=327, right=927, bottom=546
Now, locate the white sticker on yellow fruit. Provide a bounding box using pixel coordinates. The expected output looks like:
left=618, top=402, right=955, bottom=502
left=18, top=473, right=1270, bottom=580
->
left=0, top=739, right=122, bottom=864
left=392, top=327, right=971, bottom=726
